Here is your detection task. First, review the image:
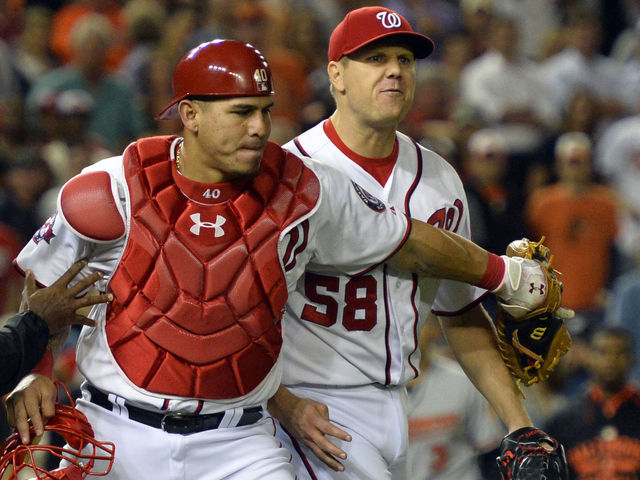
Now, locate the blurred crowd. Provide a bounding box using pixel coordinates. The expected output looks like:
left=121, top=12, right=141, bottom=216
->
left=1, top=0, right=640, bottom=464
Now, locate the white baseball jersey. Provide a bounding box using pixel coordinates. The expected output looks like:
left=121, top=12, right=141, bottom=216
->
left=281, top=120, right=485, bottom=388
left=407, top=355, right=505, bottom=480
left=14, top=137, right=409, bottom=416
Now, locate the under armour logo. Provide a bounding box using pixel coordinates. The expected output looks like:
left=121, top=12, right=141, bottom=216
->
left=529, top=283, right=545, bottom=295
left=190, top=213, right=226, bottom=237
left=376, top=11, right=402, bottom=29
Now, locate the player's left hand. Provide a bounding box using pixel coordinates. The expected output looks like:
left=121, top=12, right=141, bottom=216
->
left=21, top=259, right=113, bottom=335
left=4, top=374, right=57, bottom=444
left=268, top=386, right=352, bottom=471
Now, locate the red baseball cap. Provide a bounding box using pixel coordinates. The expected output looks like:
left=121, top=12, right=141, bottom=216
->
left=328, top=7, right=434, bottom=62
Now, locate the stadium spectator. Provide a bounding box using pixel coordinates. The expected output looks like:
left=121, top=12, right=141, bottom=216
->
left=116, top=0, right=167, bottom=127
left=539, top=12, right=630, bottom=119
left=462, top=128, right=526, bottom=257
left=545, top=326, right=640, bottom=479
left=525, top=132, right=619, bottom=327
left=593, top=105, right=640, bottom=261
left=459, top=15, right=559, bottom=161
left=49, top=0, right=127, bottom=70
left=606, top=246, right=640, bottom=383
left=26, top=13, right=147, bottom=152
left=0, top=222, right=22, bottom=316
left=525, top=132, right=619, bottom=318
left=406, top=315, right=505, bottom=480
left=8, top=5, right=57, bottom=95
left=0, top=149, right=53, bottom=243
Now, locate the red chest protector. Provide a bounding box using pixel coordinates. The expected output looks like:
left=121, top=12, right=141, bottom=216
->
left=105, top=136, right=319, bottom=399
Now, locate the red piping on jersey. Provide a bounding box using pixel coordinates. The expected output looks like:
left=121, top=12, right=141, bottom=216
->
left=404, top=140, right=423, bottom=217
left=404, top=139, right=424, bottom=379
left=13, top=260, right=93, bottom=299
left=408, top=277, right=420, bottom=378
left=432, top=291, right=488, bottom=317
left=12, top=262, right=47, bottom=288
left=383, top=264, right=392, bottom=385
left=283, top=426, right=320, bottom=480
left=294, top=121, right=411, bottom=276
left=293, top=137, right=309, bottom=157
left=193, top=400, right=203, bottom=415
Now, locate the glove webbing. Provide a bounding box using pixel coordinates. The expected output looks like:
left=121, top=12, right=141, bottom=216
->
left=511, top=329, right=544, bottom=374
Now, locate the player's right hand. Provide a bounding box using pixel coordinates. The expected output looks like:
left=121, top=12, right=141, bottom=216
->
left=21, top=259, right=113, bottom=335
left=4, top=374, right=57, bottom=444
left=268, top=386, right=352, bottom=471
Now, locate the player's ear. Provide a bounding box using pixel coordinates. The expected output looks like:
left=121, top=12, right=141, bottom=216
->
left=327, top=60, right=346, bottom=94
left=178, top=99, right=199, bottom=133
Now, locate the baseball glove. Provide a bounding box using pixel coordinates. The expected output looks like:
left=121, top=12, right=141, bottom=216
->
left=495, top=237, right=572, bottom=386
left=496, top=427, right=569, bottom=480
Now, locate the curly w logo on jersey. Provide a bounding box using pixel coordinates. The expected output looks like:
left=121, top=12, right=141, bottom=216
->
left=351, top=181, right=386, bottom=212
left=33, top=215, right=56, bottom=244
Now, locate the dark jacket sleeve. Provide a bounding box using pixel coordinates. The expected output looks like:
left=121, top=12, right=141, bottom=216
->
left=0, top=311, right=49, bottom=395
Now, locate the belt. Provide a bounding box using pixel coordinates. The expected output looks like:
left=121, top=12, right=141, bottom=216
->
left=86, top=384, right=263, bottom=435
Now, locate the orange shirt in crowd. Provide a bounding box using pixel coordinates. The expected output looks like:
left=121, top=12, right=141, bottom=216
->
left=50, top=2, right=127, bottom=70
left=526, top=184, right=618, bottom=311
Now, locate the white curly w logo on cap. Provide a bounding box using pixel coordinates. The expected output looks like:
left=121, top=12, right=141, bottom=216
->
left=376, top=11, right=401, bottom=29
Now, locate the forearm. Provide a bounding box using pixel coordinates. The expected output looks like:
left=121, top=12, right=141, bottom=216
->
left=46, top=326, right=71, bottom=357
left=389, top=220, right=500, bottom=287
left=439, top=307, right=533, bottom=432
left=390, top=221, right=554, bottom=316
left=267, top=384, right=293, bottom=421
left=0, top=313, right=49, bottom=395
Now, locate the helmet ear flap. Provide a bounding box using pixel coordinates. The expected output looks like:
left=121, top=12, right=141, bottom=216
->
left=0, top=382, right=115, bottom=480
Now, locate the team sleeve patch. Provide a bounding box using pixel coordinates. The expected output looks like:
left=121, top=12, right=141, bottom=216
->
left=351, top=181, right=386, bottom=212
left=58, top=170, right=126, bottom=243
left=33, top=215, right=57, bottom=245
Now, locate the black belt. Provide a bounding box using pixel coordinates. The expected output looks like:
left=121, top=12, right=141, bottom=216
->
left=86, top=384, right=263, bottom=435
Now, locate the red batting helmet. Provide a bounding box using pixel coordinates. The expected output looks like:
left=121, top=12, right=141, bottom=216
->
left=0, top=385, right=115, bottom=480
left=157, top=39, right=274, bottom=120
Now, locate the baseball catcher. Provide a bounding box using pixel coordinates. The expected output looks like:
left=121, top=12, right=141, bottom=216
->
left=493, top=237, right=573, bottom=387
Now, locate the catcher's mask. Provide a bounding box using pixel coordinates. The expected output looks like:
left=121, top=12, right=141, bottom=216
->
left=0, top=383, right=114, bottom=480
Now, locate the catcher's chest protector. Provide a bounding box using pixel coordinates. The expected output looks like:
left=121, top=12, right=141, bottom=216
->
left=106, top=137, right=320, bottom=399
